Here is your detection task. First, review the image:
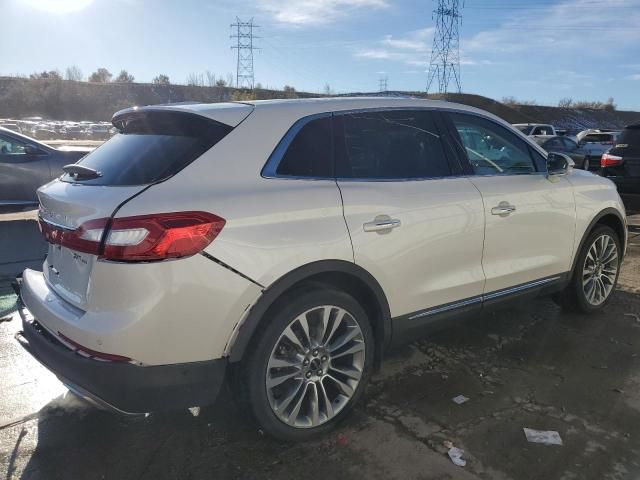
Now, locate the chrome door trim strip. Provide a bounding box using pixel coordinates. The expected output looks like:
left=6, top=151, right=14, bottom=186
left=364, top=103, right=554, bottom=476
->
left=408, top=296, right=482, bottom=320
left=406, top=275, right=562, bottom=321
left=483, top=276, right=561, bottom=301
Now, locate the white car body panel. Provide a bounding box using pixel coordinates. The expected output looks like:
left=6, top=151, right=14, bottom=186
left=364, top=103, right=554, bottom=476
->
left=338, top=178, right=485, bottom=317
left=469, top=174, right=576, bottom=292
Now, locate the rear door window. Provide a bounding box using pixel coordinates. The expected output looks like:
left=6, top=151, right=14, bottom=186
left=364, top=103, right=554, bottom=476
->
left=274, top=116, right=333, bottom=178
left=61, top=111, right=232, bottom=186
left=334, top=110, right=452, bottom=179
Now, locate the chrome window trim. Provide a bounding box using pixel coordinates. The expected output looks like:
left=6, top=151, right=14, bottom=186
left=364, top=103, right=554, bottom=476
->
left=261, top=105, right=550, bottom=182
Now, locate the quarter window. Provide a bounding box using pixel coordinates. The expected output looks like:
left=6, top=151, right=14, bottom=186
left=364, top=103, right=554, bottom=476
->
left=276, top=117, right=333, bottom=178
left=335, top=110, right=451, bottom=179
left=449, top=113, right=537, bottom=175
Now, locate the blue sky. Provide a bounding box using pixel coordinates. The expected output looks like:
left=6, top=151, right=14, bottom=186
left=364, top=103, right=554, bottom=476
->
left=2, top=0, right=640, bottom=109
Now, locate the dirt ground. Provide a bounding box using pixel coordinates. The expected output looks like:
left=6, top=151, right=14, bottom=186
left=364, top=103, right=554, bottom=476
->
left=0, top=218, right=639, bottom=480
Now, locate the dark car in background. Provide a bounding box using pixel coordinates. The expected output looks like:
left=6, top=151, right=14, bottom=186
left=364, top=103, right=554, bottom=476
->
left=0, top=126, right=91, bottom=207
left=538, top=136, right=590, bottom=169
left=601, top=122, right=640, bottom=194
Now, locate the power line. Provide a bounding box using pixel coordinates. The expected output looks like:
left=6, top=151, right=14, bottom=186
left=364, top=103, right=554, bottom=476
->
left=230, top=17, right=260, bottom=89
left=426, top=0, right=464, bottom=94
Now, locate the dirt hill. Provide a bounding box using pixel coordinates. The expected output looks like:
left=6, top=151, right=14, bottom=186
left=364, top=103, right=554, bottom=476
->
left=1, top=76, right=638, bottom=128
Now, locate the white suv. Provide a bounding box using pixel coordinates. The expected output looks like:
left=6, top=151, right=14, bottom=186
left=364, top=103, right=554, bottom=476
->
left=17, top=98, right=627, bottom=441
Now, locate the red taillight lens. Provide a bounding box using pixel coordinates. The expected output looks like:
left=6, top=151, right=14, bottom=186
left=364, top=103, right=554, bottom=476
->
left=102, top=212, right=225, bottom=261
left=601, top=153, right=623, bottom=168
left=38, top=217, right=107, bottom=255
left=39, top=212, right=225, bottom=262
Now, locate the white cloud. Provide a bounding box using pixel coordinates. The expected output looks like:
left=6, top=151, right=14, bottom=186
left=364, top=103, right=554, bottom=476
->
left=258, top=0, right=389, bottom=26
left=628, top=74, right=640, bottom=80
left=354, top=27, right=434, bottom=66
left=464, top=0, right=640, bottom=55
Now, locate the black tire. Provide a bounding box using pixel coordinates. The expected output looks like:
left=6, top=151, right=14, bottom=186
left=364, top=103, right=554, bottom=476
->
left=556, top=225, right=621, bottom=313
left=235, top=286, right=374, bottom=441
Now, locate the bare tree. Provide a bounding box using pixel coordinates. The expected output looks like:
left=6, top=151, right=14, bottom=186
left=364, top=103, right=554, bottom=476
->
left=226, top=73, right=234, bottom=88
left=283, top=85, right=297, bottom=98
left=323, top=83, right=333, bottom=95
left=65, top=65, right=83, bottom=81
left=152, top=74, right=170, bottom=85
left=89, top=68, right=113, bottom=83
left=186, top=72, right=204, bottom=86
left=114, top=70, right=135, bottom=83
left=215, top=78, right=227, bottom=87
left=558, top=98, right=573, bottom=108
left=30, top=70, right=62, bottom=80
left=205, top=71, right=217, bottom=87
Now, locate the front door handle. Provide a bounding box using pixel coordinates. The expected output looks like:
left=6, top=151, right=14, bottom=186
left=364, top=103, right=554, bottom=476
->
left=363, top=215, right=401, bottom=233
left=491, top=202, right=516, bottom=217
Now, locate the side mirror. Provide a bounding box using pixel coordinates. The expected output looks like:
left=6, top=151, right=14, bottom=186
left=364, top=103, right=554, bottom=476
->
left=547, top=152, right=573, bottom=177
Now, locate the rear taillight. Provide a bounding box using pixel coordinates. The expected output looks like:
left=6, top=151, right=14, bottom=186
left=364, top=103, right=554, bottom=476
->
left=601, top=153, right=623, bottom=168
left=39, top=212, right=225, bottom=262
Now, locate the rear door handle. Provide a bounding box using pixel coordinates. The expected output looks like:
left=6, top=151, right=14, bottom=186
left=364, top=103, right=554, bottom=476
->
left=363, top=216, right=401, bottom=233
left=491, top=202, right=516, bottom=217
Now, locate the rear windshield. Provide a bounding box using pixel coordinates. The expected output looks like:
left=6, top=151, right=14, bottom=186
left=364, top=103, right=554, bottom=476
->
left=61, top=111, right=232, bottom=186
left=515, top=125, right=531, bottom=134
left=617, top=126, right=640, bottom=147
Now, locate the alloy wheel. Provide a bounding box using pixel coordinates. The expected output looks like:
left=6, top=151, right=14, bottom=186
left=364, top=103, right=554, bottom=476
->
left=582, top=234, right=618, bottom=306
left=266, top=305, right=365, bottom=428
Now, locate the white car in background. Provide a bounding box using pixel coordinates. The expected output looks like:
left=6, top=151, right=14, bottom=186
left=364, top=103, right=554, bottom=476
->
left=17, top=98, right=627, bottom=441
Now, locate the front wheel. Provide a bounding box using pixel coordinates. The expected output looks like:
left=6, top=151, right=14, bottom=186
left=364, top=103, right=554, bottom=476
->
left=556, top=226, right=621, bottom=313
left=240, top=288, right=374, bottom=441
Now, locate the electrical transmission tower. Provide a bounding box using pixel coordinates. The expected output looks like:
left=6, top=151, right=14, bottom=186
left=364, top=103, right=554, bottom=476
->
left=426, top=0, right=463, bottom=94
left=230, top=17, right=259, bottom=89
left=378, top=75, right=388, bottom=93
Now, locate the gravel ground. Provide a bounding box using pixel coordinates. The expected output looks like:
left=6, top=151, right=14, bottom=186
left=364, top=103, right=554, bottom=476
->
left=0, top=217, right=638, bottom=480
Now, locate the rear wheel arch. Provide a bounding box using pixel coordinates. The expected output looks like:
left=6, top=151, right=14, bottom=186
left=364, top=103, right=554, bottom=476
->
left=227, top=260, right=391, bottom=365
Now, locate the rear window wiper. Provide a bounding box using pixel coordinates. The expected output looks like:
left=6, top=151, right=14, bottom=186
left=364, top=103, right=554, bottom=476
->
left=62, top=164, right=103, bottom=180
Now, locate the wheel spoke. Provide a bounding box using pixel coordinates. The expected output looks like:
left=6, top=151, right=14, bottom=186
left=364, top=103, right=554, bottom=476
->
left=268, top=355, right=301, bottom=369
left=319, top=378, right=334, bottom=419
left=331, top=341, right=365, bottom=359
left=275, top=379, right=305, bottom=413
left=296, top=314, right=312, bottom=349
left=309, top=383, right=320, bottom=426
left=283, top=325, right=306, bottom=352
left=325, top=374, right=355, bottom=397
left=323, top=308, right=346, bottom=346
left=329, top=364, right=363, bottom=381
left=317, top=306, right=332, bottom=346
left=328, top=326, right=361, bottom=353
left=286, top=382, right=309, bottom=424
left=267, top=369, right=302, bottom=389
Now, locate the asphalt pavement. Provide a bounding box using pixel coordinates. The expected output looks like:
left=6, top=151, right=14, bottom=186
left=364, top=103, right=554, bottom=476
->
left=0, top=214, right=639, bottom=480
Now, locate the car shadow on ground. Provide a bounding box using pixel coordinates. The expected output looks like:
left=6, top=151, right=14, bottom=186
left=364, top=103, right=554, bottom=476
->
left=11, top=289, right=640, bottom=480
